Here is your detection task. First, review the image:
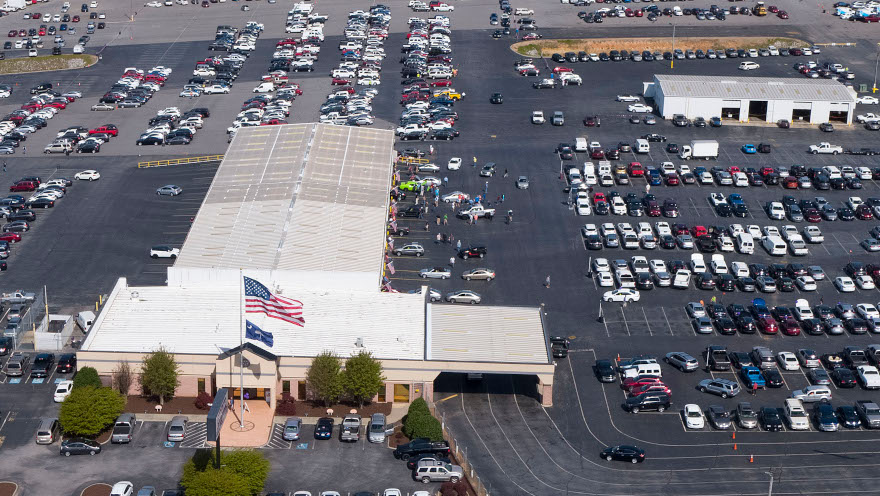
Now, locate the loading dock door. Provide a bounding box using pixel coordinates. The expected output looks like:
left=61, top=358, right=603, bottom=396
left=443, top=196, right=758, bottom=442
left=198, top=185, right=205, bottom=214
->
left=748, top=100, right=768, bottom=121
left=721, top=100, right=740, bottom=120
left=792, top=101, right=811, bottom=122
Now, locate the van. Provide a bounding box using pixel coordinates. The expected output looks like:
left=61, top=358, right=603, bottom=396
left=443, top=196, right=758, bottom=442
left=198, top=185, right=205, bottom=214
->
left=635, top=139, right=650, bottom=154
left=784, top=398, right=809, bottom=430
left=574, top=137, right=588, bottom=153
left=735, top=233, right=754, bottom=254
left=73, top=44, right=84, bottom=54
left=623, top=363, right=663, bottom=379
left=5, top=352, right=29, bottom=376
left=76, top=311, right=95, bottom=331
left=583, top=162, right=597, bottom=185
left=36, top=418, right=60, bottom=445
left=762, top=235, right=786, bottom=256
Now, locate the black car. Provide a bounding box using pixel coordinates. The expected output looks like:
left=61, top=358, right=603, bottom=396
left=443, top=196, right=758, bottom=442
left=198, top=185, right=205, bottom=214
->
left=624, top=394, right=670, bottom=413
left=314, top=417, right=334, bottom=439
left=0, top=336, right=11, bottom=355
left=458, top=246, right=487, bottom=259
left=136, top=136, right=164, bottom=146
left=819, top=122, right=834, bottom=132
left=666, top=143, right=679, bottom=154
left=166, top=136, right=192, bottom=145
left=8, top=209, right=35, bottom=222
left=832, top=367, right=858, bottom=388
left=76, top=141, right=100, bottom=153
left=489, top=92, right=503, bottom=104
left=761, top=407, right=783, bottom=431
left=729, top=351, right=753, bottom=368
left=31, top=353, right=55, bottom=377
left=27, top=198, right=54, bottom=209
left=846, top=318, right=869, bottom=335
left=641, top=133, right=666, bottom=143
left=716, top=274, right=736, bottom=292
left=60, top=438, right=101, bottom=456
left=762, top=369, right=784, bottom=388
left=595, top=359, right=617, bottom=382
left=695, top=236, right=716, bottom=253
left=56, top=353, right=77, bottom=373
left=715, top=317, right=737, bottom=335
left=837, top=405, right=862, bottom=429
left=600, top=445, right=645, bottom=463
left=431, top=128, right=459, bottom=140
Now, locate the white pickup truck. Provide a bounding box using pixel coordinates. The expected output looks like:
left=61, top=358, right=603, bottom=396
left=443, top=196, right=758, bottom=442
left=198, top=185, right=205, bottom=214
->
left=809, top=142, right=842, bottom=155
left=457, top=204, right=495, bottom=219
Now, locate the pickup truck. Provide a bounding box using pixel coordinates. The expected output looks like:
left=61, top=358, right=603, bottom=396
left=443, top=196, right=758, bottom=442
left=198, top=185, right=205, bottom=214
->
left=340, top=414, right=361, bottom=442
left=856, top=400, right=880, bottom=428
left=457, top=204, right=495, bottom=219
left=393, top=438, right=451, bottom=460
left=0, top=290, right=35, bottom=304
left=111, top=413, right=137, bottom=444
left=809, top=142, right=842, bottom=155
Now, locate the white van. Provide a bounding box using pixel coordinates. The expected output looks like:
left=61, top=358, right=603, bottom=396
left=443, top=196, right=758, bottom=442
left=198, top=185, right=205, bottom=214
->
left=597, top=162, right=612, bottom=177
left=583, top=162, right=597, bottom=185
left=76, top=311, right=95, bottom=331
left=623, top=363, right=662, bottom=379
left=762, top=236, right=787, bottom=256
left=735, top=233, right=754, bottom=254
left=73, top=44, right=84, bottom=54
left=574, top=137, right=588, bottom=153
left=635, top=139, right=650, bottom=154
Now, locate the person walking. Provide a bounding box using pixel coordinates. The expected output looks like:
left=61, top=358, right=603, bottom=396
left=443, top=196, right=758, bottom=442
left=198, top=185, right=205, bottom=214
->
left=436, top=233, right=442, bottom=244
left=436, top=215, right=441, bottom=226
left=22, top=146, right=26, bottom=155
left=484, top=181, right=489, bottom=195
left=449, top=256, right=455, bottom=268
left=472, top=156, right=477, bottom=167
left=443, top=214, right=448, bottom=225
left=456, top=239, right=462, bottom=251
left=545, top=275, right=551, bottom=288
left=711, top=295, right=717, bottom=304
left=2, top=161, right=6, bottom=173
left=449, top=233, right=454, bottom=245
left=424, top=222, right=429, bottom=231
left=443, top=176, right=448, bottom=186
left=504, top=169, right=509, bottom=178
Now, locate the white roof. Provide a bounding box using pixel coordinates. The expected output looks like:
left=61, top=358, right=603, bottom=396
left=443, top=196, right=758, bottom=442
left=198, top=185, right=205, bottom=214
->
left=82, top=278, right=426, bottom=359
left=655, top=74, right=856, bottom=102
left=427, top=304, right=550, bottom=364
left=175, top=123, right=394, bottom=278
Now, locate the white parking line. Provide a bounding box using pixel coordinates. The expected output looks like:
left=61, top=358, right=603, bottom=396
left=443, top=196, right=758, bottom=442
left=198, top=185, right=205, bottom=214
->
left=620, top=307, right=631, bottom=336
left=661, top=307, right=674, bottom=335
left=642, top=307, right=653, bottom=336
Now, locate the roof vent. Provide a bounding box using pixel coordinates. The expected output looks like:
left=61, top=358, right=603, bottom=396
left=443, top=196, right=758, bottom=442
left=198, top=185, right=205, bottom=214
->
left=129, top=291, right=139, bottom=299
left=355, top=337, right=364, bottom=347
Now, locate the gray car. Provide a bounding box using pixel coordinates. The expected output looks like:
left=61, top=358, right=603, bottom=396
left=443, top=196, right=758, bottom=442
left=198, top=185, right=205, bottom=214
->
left=693, top=317, right=713, bottom=334
left=665, top=352, right=699, bottom=372
left=516, top=176, right=529, bottom=189
left=368, top=413, right=393, bottom=443
left=282, top=417, right=301, bottom=441
left=707, top=405, right=732, bottom=429
left=825, top=317, right=845, bottom=335
left=736, top=402, right=758, bottom=429
left=446, top=290, right=481, bottom=304
left=419, top=267, right=451, bottom=279
left=156, top=185, right=182, bottom=196
left=698, top=378, right=740, bottom=398
left=137, top=488, right=157, bottom=496
left=394, top=243, right=425, bottom=257
left=551, top=111, right=564, bottom=126
left=167, top=416, right=188, bottom=442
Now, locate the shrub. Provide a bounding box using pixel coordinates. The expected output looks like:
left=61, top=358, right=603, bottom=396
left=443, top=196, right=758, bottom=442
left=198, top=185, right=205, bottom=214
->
left=405, top=411, right=443, bottom=441
left=440, top=481, right=470, bottom=496
left=194, top=392, right=213, bottom=410
left=72, top=366, right=102, bottom=389
left=276, top=392, right=297, bottom=416
left=58, top=386, right=125, bottom=437
left=181, top=449, right=269, bottom=496
left=403, top=397, right=434, bottom=439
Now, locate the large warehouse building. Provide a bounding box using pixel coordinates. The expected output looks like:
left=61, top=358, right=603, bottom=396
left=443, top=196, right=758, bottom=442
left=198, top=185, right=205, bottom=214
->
left=644, top=74, right=857, bottom=125
left=78, top=123, right=556, bottom=410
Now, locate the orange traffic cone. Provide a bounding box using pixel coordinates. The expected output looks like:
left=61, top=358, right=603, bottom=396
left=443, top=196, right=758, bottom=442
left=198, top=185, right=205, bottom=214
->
left=749, top=454, right=754, bottom=463
left=734, top=444, right=737, bottom=451
left=732, top=432, right=736, bottom=440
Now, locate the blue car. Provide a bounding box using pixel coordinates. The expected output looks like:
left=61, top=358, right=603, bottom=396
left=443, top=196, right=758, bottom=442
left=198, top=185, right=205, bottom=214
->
left=648, top=171, right=662, bottom=186
left=314, top=417, right=333, bottom=439
left=728, top=194, right=745, bottom=205
left=741, top=144, right=757, bottom=154
left=710, top=116, right=722, bottom=127
left=740, top=366, right=766, bottom=388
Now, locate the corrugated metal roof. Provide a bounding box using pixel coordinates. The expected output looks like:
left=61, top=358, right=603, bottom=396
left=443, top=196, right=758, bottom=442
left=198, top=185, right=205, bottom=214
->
left=428, top=304, right=549, bottom=364
left=82, top=278, right=426, bottom=359
left=655, top=74, right=856, bottom=102
left=175, top=123, right=394, bottom=276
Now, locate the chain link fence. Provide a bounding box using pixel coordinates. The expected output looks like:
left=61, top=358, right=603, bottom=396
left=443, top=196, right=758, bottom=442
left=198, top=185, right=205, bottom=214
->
left=8, top=289, right=45, bottom=350
left=439, top=413, right=493, bottom=496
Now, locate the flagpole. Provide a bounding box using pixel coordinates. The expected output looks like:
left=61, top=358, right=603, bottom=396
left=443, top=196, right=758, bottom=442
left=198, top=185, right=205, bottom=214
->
left=239, top=269, right=245, bottom=428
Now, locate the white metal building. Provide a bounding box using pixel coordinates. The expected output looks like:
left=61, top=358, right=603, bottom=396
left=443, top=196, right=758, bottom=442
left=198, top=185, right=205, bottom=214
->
left=644, top=74, right=857, bottom=125
left=78, top=124, right=555, bottom=409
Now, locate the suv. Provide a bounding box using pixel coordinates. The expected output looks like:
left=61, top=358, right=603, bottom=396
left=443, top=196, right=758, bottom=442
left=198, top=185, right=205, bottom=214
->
left=394, top=438, right=451, bottom=460
left=413, top=464, right=463, bottom=484
left=623, top=393, right=670, bottom=413
left=5, top=351, right=30, bottom=376
left=698, top=378, right=740, bottom=398
left=30, top=353, right=55, bottom=377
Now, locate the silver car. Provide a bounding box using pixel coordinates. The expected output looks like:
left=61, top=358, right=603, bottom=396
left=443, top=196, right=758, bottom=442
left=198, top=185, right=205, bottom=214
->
left=698, top=378, right=740, bottom=398
left=156, top=185, right=183, bottom=196
left=394, top=243, right=425, bottom=257
left=665, top=352, right=699, bottom=371
left=693, top=317, right=713, bottom=334
left=419, top=267, right=451, bottom=279
left=516, top=176, right=529, bottom=189
left=446, top=290, right=481, bottom=304
left=551, top=111, right=564, bottom=126
left=461, top=268, right=495, bottom=281
left=413, top=464, right=463, bottom=483
left=707, top=405, right=732, bottom=429
left=736, top=402, right=758, bottom=429
left=282, top=417, right=301, bottom=441
left=167, top=416, right=188, bottom=442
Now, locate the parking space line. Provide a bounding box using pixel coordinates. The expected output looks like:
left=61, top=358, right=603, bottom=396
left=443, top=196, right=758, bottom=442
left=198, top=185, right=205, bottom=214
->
left=620, top=307, right=631, bottom=336
left=641, top=307, right=652, bottom=336
left=661, top=307, right=673, bottom=335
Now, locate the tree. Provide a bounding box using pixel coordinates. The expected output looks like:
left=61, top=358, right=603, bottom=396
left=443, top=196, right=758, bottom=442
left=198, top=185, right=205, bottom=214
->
left=403, top=397, right=433, bottom=438
left=58, top=386, right=125, bottom=437
left=341, top=351, right=385, bottom=407
left=112, top=360, right=133, bottom=396
left=305, top=351, right=343, bottom=406
left=139, top=346, right=180, bottom=405
left=181, top=449, right=269, bottom=496
left=72, top=366, right=102, bottom=389
left=404, top=411, right=443, bottom=441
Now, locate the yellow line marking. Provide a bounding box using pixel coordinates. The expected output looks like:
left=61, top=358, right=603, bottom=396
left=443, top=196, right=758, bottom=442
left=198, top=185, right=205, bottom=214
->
left=435, top=394, right=458, bottom=403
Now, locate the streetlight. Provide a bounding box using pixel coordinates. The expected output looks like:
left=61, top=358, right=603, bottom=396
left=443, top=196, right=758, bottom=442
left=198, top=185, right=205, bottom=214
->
left=670, top=22, right=676, bottom=69
left=872, top=43, right=880, bottom=93
left=765, top=471, right=774, bottom=496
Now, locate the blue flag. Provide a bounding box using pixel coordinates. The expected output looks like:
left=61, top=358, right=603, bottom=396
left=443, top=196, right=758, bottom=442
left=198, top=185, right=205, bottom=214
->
left=245, top=320, right=274, bottom=348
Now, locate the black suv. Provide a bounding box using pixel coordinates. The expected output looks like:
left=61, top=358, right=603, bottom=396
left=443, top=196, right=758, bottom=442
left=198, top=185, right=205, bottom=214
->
left=624, top=394, right=671, bottom=413
left=30, top=353, right=55, bottom=378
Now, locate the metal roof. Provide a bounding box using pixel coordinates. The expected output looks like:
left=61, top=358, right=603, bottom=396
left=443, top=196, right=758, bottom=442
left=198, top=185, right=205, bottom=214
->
left=654, top=74, right=856, bottom=102
left=427, top=304, right=550, bottom=364
left=82, top=278, right=426, bottom=359
left=175, top=123, right=395, bottom=277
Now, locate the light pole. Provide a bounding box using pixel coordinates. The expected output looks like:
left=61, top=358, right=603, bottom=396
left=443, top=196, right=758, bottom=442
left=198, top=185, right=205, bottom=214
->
left=872, top=43, right=880, bottom=93
left=670, top=22, right=676, bottom=69
left=765, top=471, right=774, bottom=496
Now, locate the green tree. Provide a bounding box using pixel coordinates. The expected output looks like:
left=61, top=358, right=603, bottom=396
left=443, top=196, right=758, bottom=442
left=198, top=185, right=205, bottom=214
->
left=58, top=386, right=125, bottom=437
left=341, top=351, right=385, bottom=407
left=305, top=351, right=343, bottom=406
left=139, top=346, right=180, bottom=405
left=403, top=397, right=432, bottom=438
left=72, top=366, right=102, bottom=389
left=181, top=449, right=269, bottom=496
left=405, top=411, right=443, bottom=441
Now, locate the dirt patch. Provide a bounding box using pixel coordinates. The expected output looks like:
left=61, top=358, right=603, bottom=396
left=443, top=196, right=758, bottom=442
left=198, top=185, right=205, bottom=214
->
left=125, top=395, right=206, bottom=416
left=388, top=430, right=409, bottom=448
left=513, top=36, right=808, bottom=56
left=61, top=426, right=112, bottom=444
left=80, top=484, right=111, bottom=496
left=0, top=482, right=18, bottom=496
left=292, top=400, right=392, bottom=418
left=0, top=54, right=97, bottom=75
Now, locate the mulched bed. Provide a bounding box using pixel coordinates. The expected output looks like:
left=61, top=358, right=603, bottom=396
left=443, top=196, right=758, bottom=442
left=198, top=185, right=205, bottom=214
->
left=0, top=482, right=17, bottom=496
left=61, top=427, right=111, bottom=444
left=282, top=400, right=392, bottom=418
left=126, top=396, right=206, bottom=415
left=80, top=484, right=110, bottom=496
left=388, top=431, right=409, bottom=448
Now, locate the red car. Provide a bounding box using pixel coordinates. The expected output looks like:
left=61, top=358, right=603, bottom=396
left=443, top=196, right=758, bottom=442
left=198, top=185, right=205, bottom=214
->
left=665, top=173, right=680, bottom=186
left=805, top=208, right=821, bottom=222
left=861, top=14, right=880, bottom=22
left=89, top=125, right=118, bottom=137
left=10, top=181, right=37, bottom=192
left=758, top=317, right=778, bottom=334
left=782, top=176, right=798, bottom=189
left=430, top=80, right=452, bottom=87
left=634, top=9, right=643, bottom=16
left=768, top=5, right=778, bottom=12
left=622, top=376, right=662, bottom=392
left=45, top=101, right=67, bottom=109
left=627, top=162, right=645, bottom=176
left=521, top=33, right=541, bottom=40
left=779, top=318, right=801, bottom=336
left=646, top=201, right=661, bottom=217
left=260, top=119, right=287, bottom=126
left=276, top=39, right=297, bottom=47
left=331, top=77, right=351, bottom=85
left=18, top=29, right=26, bottom=36
left=672, top=223, right=689, bottom=236
left=38, top=28, right=46, bottom=36
left=552, top=66, right=573, bottom=73
left=856, top=205, right=874, bottom=220
left=777, top=10, right=788, bottom=18
left=728, top=165, right=740, bottom=174
left=590, top=149, right=605, bottom=160
left=592, top=192, right=606, bottom=204
left=760, top=167, right=775, bottom=177
left=630, top=384, right=671, bottom=397
left=7, top=30, right=16, bottom=37
left=691, top=225, right=707, bottom=238
left=0, top=233, right=21, bottom=243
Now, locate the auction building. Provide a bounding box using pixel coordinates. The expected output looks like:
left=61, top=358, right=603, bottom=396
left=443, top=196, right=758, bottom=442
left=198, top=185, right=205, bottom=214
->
left=77, top=123, right=556, bottom=410
left=644, top=74, right=857, bottom=125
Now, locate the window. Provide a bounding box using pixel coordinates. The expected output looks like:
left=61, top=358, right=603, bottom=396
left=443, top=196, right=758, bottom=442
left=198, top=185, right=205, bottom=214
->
left=377, top=382, right=386, bottom=402
left=394, top=383, right=410, bottom=402
left=298, top=380, right=306, bottom=399
left=282, top=380, right=290, bottom=394
left=197, top=378, right=206, bottom=394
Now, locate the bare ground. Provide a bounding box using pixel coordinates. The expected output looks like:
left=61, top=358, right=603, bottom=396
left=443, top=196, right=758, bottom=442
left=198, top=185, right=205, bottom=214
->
left=513, top=36, right=809, bottom=56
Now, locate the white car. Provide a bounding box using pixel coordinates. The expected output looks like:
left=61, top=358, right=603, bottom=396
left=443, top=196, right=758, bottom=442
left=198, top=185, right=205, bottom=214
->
left=616, top=95, right=640, bottom=102
left=777, top=352, right=800, bottom=371
left=109, top=482, right=133, bottom=496
left=795, top=276, right=816, bottom=291
left=627, top=104, right=653, bottom=113
left=203, top=84, right=230, bottom=94
left=856, top=275, right=876, bottom=290
left=441, top=191, right=468, bottom=202
left=593, top=257, right=610, bottom=272
left=857, top=95, right=879, bottom=105
left=683, top=404, right=705, bottom=429
left=75, top=170, right=101, bottom=181
left=857, top=303, right=880, bottom=320
left=834, top=276, right=856, bottom=292
left=145, top=1, right=162, bottom=7
left=858, top=366, right=880, bottom=389
left=531, top=111, right=545, bottom=124
left=150, top=246, right=179, bottom=259
left=447, top=157, right=461, bottom=170
left=603, top=289, right=640, bottom=302
left=597, top=271, right=614, bottom=287
left=738, top=61, right=760, bottom=70
left=54, top=380, right=74, bottom=402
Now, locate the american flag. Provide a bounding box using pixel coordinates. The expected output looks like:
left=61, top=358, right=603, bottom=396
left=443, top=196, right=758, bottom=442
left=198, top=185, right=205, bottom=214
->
left=244, top=276, right=305, bottom=327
